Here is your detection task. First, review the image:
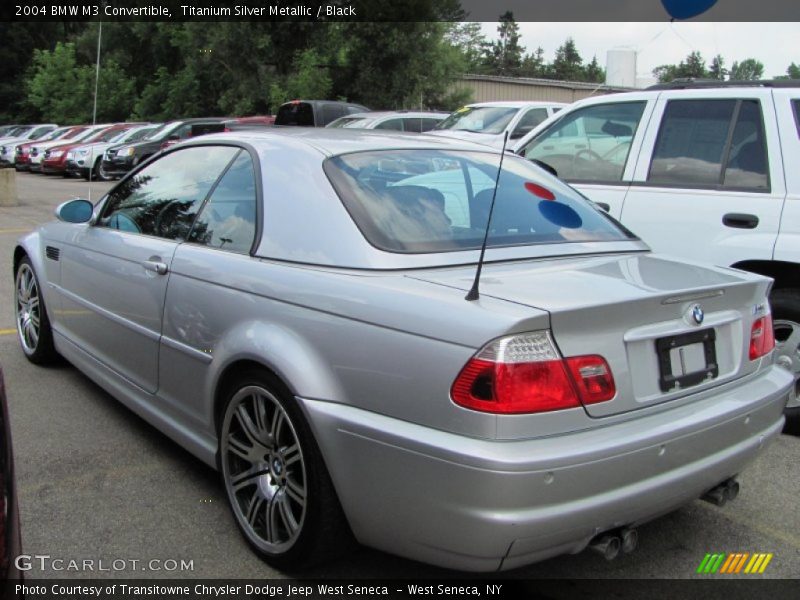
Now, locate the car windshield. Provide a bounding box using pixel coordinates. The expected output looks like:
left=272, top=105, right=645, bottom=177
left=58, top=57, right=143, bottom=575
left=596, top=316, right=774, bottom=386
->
left=324, top=149, right=633, bottom=253
left=328, top=117, right=373, bottom=129
left=125, top=126, right=159, bottom=142
left=142, top=122, right=179, bottom=140
left=436, top=107, right=518, bottom=135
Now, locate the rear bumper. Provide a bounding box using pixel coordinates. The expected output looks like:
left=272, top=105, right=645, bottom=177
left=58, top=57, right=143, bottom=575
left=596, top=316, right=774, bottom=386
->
left=301, top=365, right=792, bottom=572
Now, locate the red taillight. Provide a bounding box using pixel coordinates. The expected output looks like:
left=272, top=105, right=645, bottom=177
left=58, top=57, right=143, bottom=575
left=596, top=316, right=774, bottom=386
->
left=451, top=332, right=615, bottom=414
left=749, top=314, right=775, bottom=360
left=565, top=355, right=616, bottom=404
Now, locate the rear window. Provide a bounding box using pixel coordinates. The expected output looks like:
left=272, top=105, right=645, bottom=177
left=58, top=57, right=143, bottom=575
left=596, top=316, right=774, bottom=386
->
left=324, top=150, right=633, bottom=253
left=275, top=103, right=315, bottom=126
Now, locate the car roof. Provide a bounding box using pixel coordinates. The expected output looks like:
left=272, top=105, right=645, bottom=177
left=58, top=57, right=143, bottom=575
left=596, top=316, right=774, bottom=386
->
left=467, top=101, right=567, bottom=108
left=195, top=127, right=501, bottom=157
left=343, top=111, right=447, bottom=119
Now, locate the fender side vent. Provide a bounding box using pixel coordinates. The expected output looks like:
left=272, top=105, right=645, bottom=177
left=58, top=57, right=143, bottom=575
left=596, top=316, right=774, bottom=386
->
left=45, top=246, right=60, bottom=261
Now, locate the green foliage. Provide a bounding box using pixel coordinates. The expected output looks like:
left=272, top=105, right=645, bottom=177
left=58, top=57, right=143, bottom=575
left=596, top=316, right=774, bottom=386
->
left=551, top=38, right=584, bottom=81
left=484, top=12, right=524, bottom=76
left=268, top=49, right=333, bottom=108
left=788, top=63, right=800, bottom=79
left=653, top=51, right=709, bottom=83
left=709, top=55, right=728, bottom=80
left=25, top=41, right=134, bottom=123
left=730, top=58, right=764, bottom=81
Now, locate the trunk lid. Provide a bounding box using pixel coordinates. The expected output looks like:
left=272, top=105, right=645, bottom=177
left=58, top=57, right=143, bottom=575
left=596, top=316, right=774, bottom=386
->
left=410, top=253, right=772, bottom=417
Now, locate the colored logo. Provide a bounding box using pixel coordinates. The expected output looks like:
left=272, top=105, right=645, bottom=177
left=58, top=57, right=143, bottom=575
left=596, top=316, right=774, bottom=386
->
left=697, top=552, right=773, bottom=574
left=691, top=304, right=704, bottom=325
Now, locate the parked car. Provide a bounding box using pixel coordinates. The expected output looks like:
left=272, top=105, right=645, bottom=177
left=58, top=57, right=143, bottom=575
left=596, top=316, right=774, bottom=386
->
left=99, top=118, right=229, bottom=180
left=274, top=100, right=369, bottom=127
left=13, top=129, right=792, bottom=572
left=12, top=126, right=81, bottom=171
left=431, top=101, right=566, bottom=148
left=514, top=80, right=800, bottom=423
left=28, top=126, right=97, bottom=172
left=326, top=110, right=447, bottom=132
left=0, top=365, right=23, bottom=586
left=66, top=123, right=159, bottom=180
left=0, top=123, right=57, bottom=146
left=159, top=121, right=229, bottom=151
left=43, top=124, right=134, bottom=176
left=0, top=124, right=60, bottom=166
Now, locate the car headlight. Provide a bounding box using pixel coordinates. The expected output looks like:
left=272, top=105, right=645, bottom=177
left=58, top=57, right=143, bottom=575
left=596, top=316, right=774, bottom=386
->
left=0, top=147, right=6, bottom=154
left=76, top=149, right=89, bottom=156
left=117, top=147, right=135, bottom=157
left=66, top=151, right=75, bottom=159
left=49, top=150, right=63, bottom=158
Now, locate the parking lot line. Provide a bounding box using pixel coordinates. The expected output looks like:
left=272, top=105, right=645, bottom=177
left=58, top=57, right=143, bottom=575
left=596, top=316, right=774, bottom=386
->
left=0, top=228, right=32, bottom=234
left=0, top=328, right=16, bottom=336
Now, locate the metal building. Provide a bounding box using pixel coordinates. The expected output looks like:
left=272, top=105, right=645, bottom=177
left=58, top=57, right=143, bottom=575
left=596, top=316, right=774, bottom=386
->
left=453, top=74, right=632, bottom=104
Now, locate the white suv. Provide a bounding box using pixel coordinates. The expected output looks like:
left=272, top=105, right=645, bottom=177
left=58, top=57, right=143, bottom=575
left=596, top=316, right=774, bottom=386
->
left=515, top=80, right=800, bottom=425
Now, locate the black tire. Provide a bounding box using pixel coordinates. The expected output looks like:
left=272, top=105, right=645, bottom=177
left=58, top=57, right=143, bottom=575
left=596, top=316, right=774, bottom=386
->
left=218, top=369, right=351, bottom=570
left=97, top=163, right=113, bottom=181
left=770, top=288, right=800, bottom=434
left=90, top=158, right=102, bottom=181
left=14, top=256, right=58, bottom=365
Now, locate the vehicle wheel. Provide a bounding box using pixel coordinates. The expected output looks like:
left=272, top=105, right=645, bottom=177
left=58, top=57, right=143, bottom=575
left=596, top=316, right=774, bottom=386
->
left=771, top=288, right=800, bottom=434
left=219, top=370, right=350, bottom=569
left=97, top=163, right=113, bottom=181
left=91, top=159, right=103, bottom=181
left=14, top=257, right=58, bottom=365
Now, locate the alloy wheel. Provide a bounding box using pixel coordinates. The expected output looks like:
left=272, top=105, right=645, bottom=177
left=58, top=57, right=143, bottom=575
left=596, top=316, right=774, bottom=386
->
left=15, top=263, right=41, bottom=354
left=221, top=385, right=307, bottom=553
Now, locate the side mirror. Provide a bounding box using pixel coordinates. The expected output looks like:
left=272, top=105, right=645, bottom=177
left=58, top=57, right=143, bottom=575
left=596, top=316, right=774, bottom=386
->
left=55, top=198, right=93, bottom=223
left=167, top=133, right=180, bottom=141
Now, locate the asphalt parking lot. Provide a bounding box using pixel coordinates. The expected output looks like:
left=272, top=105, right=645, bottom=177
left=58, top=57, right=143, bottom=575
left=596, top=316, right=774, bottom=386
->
left=0, top=171, right=798, bottom=584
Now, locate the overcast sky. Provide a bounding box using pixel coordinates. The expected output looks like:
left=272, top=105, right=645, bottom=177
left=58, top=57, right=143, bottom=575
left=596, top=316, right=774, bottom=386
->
left=479, top=22, right=799, bottom=81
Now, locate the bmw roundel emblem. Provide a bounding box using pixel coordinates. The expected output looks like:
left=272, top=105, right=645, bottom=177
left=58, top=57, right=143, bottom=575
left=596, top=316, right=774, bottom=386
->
left=691, top=304, right=705, bottom=325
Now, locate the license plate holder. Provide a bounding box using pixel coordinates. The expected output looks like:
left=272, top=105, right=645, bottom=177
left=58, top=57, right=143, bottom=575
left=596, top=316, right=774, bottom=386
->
left=656, top=329, right=718, bottom=393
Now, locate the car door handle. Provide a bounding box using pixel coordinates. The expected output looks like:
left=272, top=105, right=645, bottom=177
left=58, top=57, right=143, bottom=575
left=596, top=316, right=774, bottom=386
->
left=142, top=260, right=168, bottom=275
left=722, top=213, right=759, bottom=229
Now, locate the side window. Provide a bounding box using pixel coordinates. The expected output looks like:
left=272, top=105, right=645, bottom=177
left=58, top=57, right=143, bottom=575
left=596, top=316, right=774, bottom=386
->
left=321, top=104, right=345, bottom=125
left=188, top=150, right=257, bottom=253
left=98, top=146, right=239, bottom=240
left=793, top=100, right=800, bottom=138
left=723, top=100, right=768, bottom=190
left=510, top=108, right=548, bottom=139
left=648, top=99, right=768, bottom=191
left=375, top=119, right=404, bottom=131
left=521, top=101, right=645, bottom=182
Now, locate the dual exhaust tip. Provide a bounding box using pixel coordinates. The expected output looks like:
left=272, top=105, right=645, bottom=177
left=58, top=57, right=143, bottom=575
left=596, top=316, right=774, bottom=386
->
left=589, top=528, right=638, bottom=561
left=588, top=478, right=740, bottom=561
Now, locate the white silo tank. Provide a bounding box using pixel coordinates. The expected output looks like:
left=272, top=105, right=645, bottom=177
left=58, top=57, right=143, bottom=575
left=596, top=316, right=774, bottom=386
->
left=606, top=48, right=637, bottom=88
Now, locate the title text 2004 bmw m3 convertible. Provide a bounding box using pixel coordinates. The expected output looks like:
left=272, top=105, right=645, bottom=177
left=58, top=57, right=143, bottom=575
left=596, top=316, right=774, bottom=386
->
left=13, top=129, right=793, bottom=572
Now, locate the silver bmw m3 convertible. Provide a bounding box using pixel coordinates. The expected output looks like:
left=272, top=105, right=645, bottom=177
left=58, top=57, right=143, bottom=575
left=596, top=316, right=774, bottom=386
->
left=13, top=129, right=793, bottom=572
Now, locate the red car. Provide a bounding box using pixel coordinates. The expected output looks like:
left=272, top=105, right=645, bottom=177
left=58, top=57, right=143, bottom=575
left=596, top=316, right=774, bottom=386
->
left=14, top=125, right=84, bottom=171
left=41, top=124, right=134, bottom=176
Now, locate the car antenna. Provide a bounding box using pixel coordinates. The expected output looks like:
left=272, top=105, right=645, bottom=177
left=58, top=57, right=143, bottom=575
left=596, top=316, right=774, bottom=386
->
left=465, top=131, right=509, bottom=302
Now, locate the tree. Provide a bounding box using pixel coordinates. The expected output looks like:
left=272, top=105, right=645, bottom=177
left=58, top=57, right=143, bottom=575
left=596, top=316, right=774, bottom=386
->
left=584, top=56, right=605, bottom=83
left=709, top=54, right=728, bottom=80
left=445, top=22, right=487, bottom=74
left=653, top=51, right=708, bottom=82
left=26, top=41, right=134, bottom=123
left=788, top=63, right=800, bottom=79
left=551, top=38, right=584, bottom=81
left=520, top=47, right=547, bottom=78
left=483, top=12, right=524, bottom=76
left=730, top=58, right=764, bottom=80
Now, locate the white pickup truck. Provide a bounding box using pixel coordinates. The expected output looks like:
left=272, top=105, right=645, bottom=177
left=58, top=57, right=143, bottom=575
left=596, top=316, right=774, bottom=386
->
left=515, top=80, right=800, bottom=426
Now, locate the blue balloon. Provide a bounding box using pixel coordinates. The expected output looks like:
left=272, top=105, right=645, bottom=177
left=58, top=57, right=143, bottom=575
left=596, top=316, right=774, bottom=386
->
left=661, top=0, right=718, bottom=19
